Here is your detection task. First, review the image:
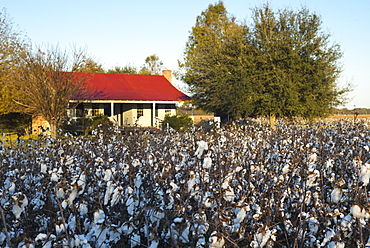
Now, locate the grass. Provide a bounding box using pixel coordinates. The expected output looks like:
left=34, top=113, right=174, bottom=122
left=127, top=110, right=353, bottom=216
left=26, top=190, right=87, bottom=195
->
left=1, top=132, right=43, bottom=148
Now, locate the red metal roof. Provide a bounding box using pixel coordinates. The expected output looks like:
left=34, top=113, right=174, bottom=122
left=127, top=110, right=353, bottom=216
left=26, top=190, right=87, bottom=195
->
left=78, top=72, right=190, bottom=101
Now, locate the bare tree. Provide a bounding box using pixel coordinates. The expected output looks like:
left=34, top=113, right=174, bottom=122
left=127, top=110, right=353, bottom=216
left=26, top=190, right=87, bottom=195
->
left=11, top=45, right=92, bottom=139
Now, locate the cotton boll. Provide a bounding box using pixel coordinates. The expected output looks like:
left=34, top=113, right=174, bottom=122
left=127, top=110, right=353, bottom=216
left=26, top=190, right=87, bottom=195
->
left=223, top=187, right=236, bottom=202
left=94, top=209, right=105, bottom=224
left=187, top=171, right=197, bottom=192
left=104, top=181, right=114, bottom=205
left=78, top=202, right=88, bottom=216
left=251, top=228, right=277, bottom=248
left=8, top=182, right=15, bottom=194
left=42, top=241, right=53, bottom=248
left=77, top=173, right=86, bottom=193
left=12, top=193, right=28, bottom=219
left=56, top=222, right=65, bottom=235
left=111, top=186, right=123, bottom=207
left=328, top=241, right=345, bottom=248
left=50, top=172, right=59, bottom=182
left=221, top=180, right=229, bottom=190
left=203, top=157, right=212, bottom=169
left=233, top=206, right=247, bottom=225
left=170, top=218, right=190, bottom=243
left=40, top=163, right=47, bottom=174
left=169, top=181, right=178, bottom=192
left=35, top=233, right=48, bottom=241
left=126, top=196, right=138, bottom=215
left=67, top=186, right=78, bottom=206
left=132, top=159, right=140, bottom=167
left=330, top=187, right=343, bottom=203
left=121, top=222, right=134, bottom=235
left=68, top=215, right=76, bottom=233
left=194, top=140, right=208, bottom=158
left=320, top=229, right=335, bottom=247
left=351, top=205, right=365, bottom=219
left=121, top=163, right=129, bottom=175
left=359, top=163, right=370, bottom=186
left=306, top=170, right=320, bottom=187
left=103, top=169, right=112, bottom=182
left=308, top=216, right=319, bottom=234
left=61, top=200, right=68, bottom=209
left=134, top=174, right=143, bottom=188
left=209, top=231, right=225, bottom=248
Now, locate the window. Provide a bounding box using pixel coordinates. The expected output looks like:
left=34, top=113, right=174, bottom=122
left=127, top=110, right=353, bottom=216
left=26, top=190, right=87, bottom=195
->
left=165, top=104, right=172, bottom=115
left=137, top=104, right=144, bottom=118
left=92, top=103, right=100, bottom=116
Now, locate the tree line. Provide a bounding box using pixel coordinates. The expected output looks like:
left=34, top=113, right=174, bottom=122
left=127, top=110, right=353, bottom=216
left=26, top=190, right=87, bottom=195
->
left=75, top=54, right=164, bottom=75
left=334, top=108, right=370, bottom=115
left=179, top=1, right=351, bottom=124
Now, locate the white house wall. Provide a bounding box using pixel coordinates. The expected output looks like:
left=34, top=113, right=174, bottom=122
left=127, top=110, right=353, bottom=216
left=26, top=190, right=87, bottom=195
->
left=68, top=101, right=179, bottom=128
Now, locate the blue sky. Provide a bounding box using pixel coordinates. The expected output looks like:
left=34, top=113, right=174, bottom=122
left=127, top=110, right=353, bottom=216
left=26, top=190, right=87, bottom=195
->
left=2, top=0, right=370, bottom=109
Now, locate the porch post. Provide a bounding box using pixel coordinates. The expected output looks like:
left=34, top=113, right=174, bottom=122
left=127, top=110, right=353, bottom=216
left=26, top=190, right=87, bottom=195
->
left=111, top=102, right=114, bottom=124
left=152, top=102, right=156, bottom=127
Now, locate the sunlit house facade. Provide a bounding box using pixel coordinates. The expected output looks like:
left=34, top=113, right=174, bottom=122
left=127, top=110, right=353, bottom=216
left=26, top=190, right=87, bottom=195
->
left=66, top=70, right=190, bottom=128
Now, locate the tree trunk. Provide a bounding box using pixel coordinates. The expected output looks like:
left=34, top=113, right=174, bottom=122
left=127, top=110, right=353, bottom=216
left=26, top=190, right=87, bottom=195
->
left=49, top=119, right=58, bottom=140
left=269, top=114, right=276, bottom=128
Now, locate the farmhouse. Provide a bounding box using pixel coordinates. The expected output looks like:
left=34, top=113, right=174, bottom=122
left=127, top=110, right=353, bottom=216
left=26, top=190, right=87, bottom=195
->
left=66, top=70, right=190, bottom=128
left=31, top=70, right=190, bottom=133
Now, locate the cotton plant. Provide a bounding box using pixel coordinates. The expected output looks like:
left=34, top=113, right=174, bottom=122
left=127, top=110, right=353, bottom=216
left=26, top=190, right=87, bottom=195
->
left=2, top=119, right=370, bottom=246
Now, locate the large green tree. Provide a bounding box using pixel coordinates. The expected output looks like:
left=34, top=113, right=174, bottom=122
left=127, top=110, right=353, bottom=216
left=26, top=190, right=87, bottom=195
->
left=180, top=2, right=349, bottom=122
left=250, top=5, right=347, bottom=121
left=180, top=1, right=256, bottom=121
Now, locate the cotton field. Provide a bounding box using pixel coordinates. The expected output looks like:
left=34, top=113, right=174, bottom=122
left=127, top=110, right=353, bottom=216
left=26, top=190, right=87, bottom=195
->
left=1, top=119, right=370, bottom=247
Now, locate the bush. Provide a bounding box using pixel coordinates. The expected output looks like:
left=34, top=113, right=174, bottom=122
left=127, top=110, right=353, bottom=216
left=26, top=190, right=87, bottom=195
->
left=88, top=115, right=114, bottom=133
left=61, top=115, right=114, bottom=136
left=0, top=113, right=31, bottom=135
left=162, top=114, right=193, bottom=130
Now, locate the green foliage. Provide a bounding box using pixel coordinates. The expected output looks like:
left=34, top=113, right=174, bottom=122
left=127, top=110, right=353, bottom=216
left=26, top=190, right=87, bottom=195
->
left=180, top=1, right=255, bottom=121
left=107, top=65, right=138, bottom=74
left=62, top=115, right=114, bottom=135
left=180, top=2, right=350, bottom=121
left=89, top=115, right=114, bottom=133
left=107, top=55, right=163, bottom=75
left=75, top=58, right=105, bottom=73
left=139, top=54, right=163, bottom=75
left=0, top=113, right=31, bottom=135
left=162, top=114, right=193, bottom=130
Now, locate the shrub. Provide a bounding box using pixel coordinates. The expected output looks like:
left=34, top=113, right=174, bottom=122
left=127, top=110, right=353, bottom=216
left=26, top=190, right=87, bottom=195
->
left=88, top=115, right=114, bottom=133
left=162, top=114, right=193, bottom=130
left=61, top=115, right=114, bottom=135
left=0, top=113, right=31, bottom=135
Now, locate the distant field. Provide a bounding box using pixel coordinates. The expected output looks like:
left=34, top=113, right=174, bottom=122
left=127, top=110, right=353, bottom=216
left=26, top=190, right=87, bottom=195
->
left=329, top=114, right=370, bottom=119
